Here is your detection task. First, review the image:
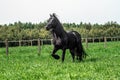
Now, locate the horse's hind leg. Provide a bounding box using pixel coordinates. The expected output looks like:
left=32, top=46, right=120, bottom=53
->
left=70, top=49, right=75, bottom=62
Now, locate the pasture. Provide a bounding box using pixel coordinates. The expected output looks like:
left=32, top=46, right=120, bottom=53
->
left=0, top=41, right=120, bottom=80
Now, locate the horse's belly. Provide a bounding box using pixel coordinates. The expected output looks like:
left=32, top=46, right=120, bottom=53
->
left=68, top=40, right=77, bottom=49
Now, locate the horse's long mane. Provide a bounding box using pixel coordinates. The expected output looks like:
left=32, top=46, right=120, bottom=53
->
left=53, top=13, right=63, bottom=28
left=52, top=13, right=66, bottom=37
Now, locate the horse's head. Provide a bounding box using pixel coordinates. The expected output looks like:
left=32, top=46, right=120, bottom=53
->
left=45, top=13, right=57, bottom=31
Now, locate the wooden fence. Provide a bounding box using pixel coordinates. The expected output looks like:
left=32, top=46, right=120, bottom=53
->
left=0, top=36, right=120, bottom=56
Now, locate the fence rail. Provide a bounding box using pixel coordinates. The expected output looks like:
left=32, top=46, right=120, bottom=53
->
left=0, top=36, right=120, bottom=56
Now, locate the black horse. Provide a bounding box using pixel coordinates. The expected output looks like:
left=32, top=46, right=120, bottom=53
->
left=45, top=13, right=87, bottom=62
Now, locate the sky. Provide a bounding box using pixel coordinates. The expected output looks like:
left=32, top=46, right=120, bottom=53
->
left=0, top=0, right=120, bottom=24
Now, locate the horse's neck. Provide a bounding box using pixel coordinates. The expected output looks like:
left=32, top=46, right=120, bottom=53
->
left=52, top=28, right=67, bottom=38
left=51, top=21, right=67, bottom=38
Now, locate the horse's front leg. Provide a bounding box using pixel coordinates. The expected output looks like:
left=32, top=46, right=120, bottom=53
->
left=62, top=49, right=66, bottom=62
left=52, top=47, right=58, bottom=55
left=51, top=48, right=60, bottom=59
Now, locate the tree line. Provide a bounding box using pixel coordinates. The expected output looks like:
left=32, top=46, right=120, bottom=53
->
left=0, top=21, right=120, bottom=41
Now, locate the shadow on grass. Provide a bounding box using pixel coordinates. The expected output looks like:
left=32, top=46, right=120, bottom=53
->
left=85, top=57, right=100, bottom=62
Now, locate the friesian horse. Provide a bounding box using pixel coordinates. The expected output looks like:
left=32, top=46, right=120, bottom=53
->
left=45, top=13, right=87, bottom=62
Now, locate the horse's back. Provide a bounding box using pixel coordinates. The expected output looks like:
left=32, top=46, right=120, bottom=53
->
left=67, top=31, right=81, bottom=41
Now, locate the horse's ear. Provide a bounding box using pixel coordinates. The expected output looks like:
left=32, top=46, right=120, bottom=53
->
left=50, top=14, right=52, bottom=17
left=52, top=13, right=56, bottom=17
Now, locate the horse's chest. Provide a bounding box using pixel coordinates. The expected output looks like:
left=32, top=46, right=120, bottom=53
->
left=53, top=37, right=61, bottom=45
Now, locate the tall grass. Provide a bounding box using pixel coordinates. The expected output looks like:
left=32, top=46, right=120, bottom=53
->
left=0, top=42, right=120, bottom=80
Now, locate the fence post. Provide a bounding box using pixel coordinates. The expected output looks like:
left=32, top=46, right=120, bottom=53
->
left=31, top=40, right=32, bottom=46
left=38, top=38, right=41, bottom=56
left=19, top=40, right=21, bottom=46
left=104, top=37, right=107, bottom=48
left=99, top=38, right=100, bottom=42
left=41, top=39, right=43, bottom=45
left=5, top=39, right=9, bottom=56
left=85, top=38, right=88, bottom=48
left=111, top=37, right=113, bottom=41
left=92, top=38, right=94, bottom=43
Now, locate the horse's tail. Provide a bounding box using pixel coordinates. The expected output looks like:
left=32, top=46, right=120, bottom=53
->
left=76, top=40, right=87, bottom=61
left=79, top=42, right=87, bottom=58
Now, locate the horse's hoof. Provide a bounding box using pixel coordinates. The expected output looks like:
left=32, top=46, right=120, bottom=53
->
left=52, top=54, right=60, bottom=60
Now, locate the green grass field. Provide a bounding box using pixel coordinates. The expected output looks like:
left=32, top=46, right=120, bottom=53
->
left=0, top=42, right=120, bottom=80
